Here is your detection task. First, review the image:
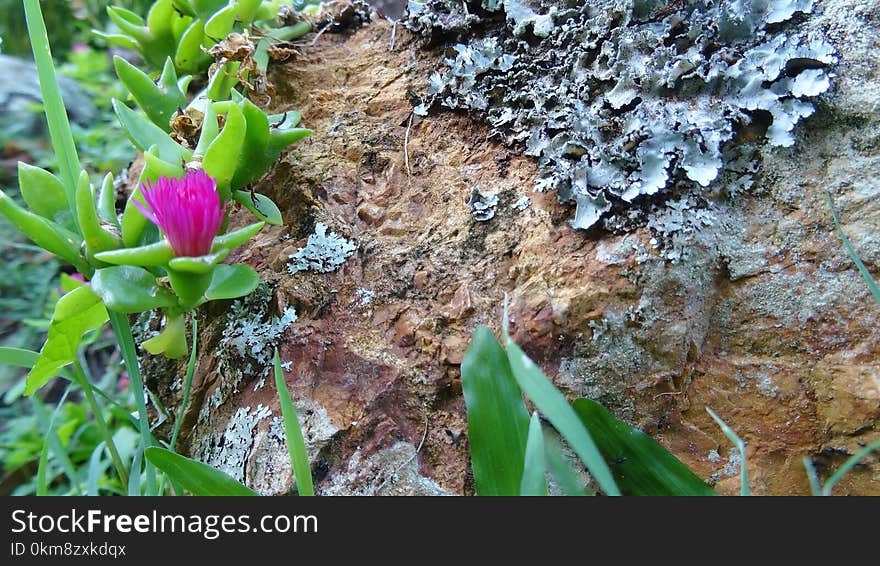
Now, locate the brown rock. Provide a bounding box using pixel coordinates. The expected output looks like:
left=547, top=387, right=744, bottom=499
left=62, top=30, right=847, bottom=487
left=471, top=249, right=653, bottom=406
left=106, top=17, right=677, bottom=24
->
left=157, top=6, right=880, bottom=496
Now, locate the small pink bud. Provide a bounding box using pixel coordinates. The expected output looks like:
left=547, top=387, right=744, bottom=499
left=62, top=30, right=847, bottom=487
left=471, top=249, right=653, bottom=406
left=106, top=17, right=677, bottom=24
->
left=134, top=170, right=226, bottom=257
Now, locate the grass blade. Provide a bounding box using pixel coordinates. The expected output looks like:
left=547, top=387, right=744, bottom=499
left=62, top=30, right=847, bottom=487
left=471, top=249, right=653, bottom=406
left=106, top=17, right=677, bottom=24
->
left=0, top=347, right=38, bottom=368
left=273, top=349, right=314, bottom=496
left=504, top=339, right=620, bottom=496
left=108, top=311, right=157, bottom=495
left=706, top=407, right=750, bottom=496
left=460, top=326, right=530, bottom=496
left=573, top=399, right=716, bottom=496
left=802, top=457, right=822, bottom=497
left=821, top=439, right=880, bottom=496
left=825, top=191, right=880, bottom=303
left=87, top=441, right=108, bottom=496
left=35, top=386, right=74, bottom=495
left=128, top=443, right=143, bottom=496
left=144, top=447, right=258, bottom=496
left=520, top=412, right=547, bottom=496
left=22, top=0, right=82, bottom=210
left=543, top=433, right=589, bottom=496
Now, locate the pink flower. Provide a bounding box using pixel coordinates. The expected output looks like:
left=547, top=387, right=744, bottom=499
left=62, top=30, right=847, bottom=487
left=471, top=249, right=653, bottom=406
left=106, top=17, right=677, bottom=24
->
left=134, top=170, right=226, bottom=257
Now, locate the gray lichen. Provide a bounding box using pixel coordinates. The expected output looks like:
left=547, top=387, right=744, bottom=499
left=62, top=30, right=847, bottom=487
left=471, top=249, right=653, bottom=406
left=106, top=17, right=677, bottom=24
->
left=287, top=222, right=357, bottom=274
left=218, top=284, right=298, bottom=383
left=196, top=404, right=273, bottom=484
left=408, top=0, right=835, bottom=229
left=467, top=187, right=500, bottom=221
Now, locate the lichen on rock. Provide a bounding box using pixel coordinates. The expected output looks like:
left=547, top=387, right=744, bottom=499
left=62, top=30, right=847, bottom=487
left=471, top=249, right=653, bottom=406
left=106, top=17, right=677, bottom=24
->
left=218, top=283, right=298, bottom=382
left=408, top=0, right=836, bottom=228
left=287, top=222, right=357, bottom=274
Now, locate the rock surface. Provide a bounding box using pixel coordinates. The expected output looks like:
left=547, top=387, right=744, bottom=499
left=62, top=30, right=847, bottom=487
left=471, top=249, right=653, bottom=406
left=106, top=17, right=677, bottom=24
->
left=0, top=54, right=97, bottom=138
left=159, top=1, right=879, bottom=496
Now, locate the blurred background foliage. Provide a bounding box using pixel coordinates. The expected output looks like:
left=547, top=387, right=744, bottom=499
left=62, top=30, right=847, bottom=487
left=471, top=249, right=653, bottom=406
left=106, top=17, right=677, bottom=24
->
left=0, top=0, right=146, bottom=494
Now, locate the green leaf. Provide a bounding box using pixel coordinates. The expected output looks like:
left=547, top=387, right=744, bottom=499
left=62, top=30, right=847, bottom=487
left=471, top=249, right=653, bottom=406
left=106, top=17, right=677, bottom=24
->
left=60, top=273, right=86, bottom=293
left=76, top=171, right=122, bottom=257
left=233, top=190, right=282, bottom=225
left=114, top=55, right=184, bottom=131
left=25, top=286, right=109, bottom=396
left=128, top=443, right=143, bottom=496
left=87, top=441, right=109, bottom=496
left=92, top=31, right=139, bottom=51
left=521, top=412, right=548, bottom=496
left=112, top=99, right=191, bottom=164
left=205, top=264, right=260, bottom=300
left=167, top=249, right=229, bottom=274
left=460, top=326, right=529, bottom=496
left=206, top=61, right=241, bottom=102
left=204, top=103, right=246, bottom=198
left=95, top=240, right=175, bottom=267
left=573, top=399, right=716, bottom=496
left=142, top=314, right=188, bottom=358
left=106, top=6, right=148, bottom=41
left=17, top=162, right=75, bottom=230
left=254, top=38, right=270, bottom=73
left=23, top=0, right=82, bottom=209
left=170, top=0, right=196, bottom=16
left=273, top=349, right=314, bottom=496
left=167, top=269, right=212, bottom=309
left=35, top=388, right=77, bottom=495
left=190, top=0, right=228, bottom=20
left=543, top=433, right=589, bottom=496
left=193, top=102, right=219, bottom=159
left=0, top=188, right=89, bottom=275
left=267, top=22, right=312, bottom=41
left=174, top=18, right=211, bottom=74
left=144, top=447, right=258, bottom=496
left=0, top=347, right=39, bottom=368
left=236, top=0, right=263, bottom=24
left=97, top=173, right=119, bottom=228
left=211, top=221, right=265, bottom=252
left=91, top=266, right=177, bottom=313
left=204, top=4, right=237, bottom=39
left=231, top=99, right=271, bottom=188
left=504, top=338, right=620, bottom=495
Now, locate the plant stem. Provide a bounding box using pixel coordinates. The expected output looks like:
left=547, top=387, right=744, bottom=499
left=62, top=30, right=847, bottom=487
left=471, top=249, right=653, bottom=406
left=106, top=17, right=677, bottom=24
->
left=108, top=311, right=157, bottom=495
left=73, top=361, right=129, bottom=487
left=169, top=316, right=197, bottom=453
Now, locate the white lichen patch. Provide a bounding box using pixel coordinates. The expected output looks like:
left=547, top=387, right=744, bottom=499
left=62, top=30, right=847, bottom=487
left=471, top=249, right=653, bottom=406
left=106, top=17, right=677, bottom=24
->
left=196, top=404, right=273, bottom=485
left=287, top=222, right=357, bottom=274
left=245, top=399, right=339, bottom=495
left=468, top=187, right=500, bottom=221
left=218, top=284, right=298, bottom=386
left=320, top=442, right=451, bottom=496
left=512, top=195, right=531, bottom=212
left=354, top=287, right=374, bottom=307
left=409, top=0, right=834, bottom=229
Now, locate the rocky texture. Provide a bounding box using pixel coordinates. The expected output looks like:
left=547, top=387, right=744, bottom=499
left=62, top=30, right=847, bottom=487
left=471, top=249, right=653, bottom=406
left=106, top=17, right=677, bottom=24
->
left=151, top=0, right=879, bottom=495
left=408, top=0, right=836, bottom=229
left=0, top=54, right=97, bottom=138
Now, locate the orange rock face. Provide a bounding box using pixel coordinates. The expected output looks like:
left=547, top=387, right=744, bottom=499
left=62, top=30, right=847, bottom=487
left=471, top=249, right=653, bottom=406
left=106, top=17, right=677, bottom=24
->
left=160, top=6, right=879, bottom=495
